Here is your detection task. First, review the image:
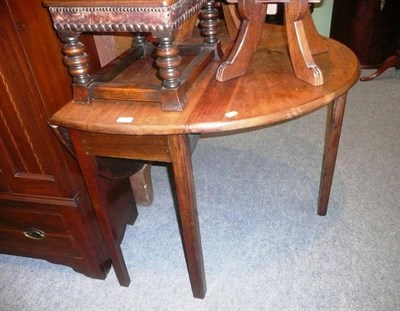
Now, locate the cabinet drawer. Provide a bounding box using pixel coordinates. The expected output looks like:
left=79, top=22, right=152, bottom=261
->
left=0, top=205, right=79, bottom=257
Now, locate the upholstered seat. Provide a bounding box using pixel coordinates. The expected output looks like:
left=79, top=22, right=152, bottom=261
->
left=46, top=0, right=208, bottom=34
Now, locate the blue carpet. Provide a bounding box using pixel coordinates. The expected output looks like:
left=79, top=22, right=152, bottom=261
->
left=1, top=69, right=399, bottom=310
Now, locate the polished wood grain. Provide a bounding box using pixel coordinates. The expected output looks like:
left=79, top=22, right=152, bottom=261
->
left=52, top=25, right=359, bottom=135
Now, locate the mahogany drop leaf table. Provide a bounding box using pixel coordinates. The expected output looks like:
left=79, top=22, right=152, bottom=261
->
left=49, top=24, right=359, bottom=298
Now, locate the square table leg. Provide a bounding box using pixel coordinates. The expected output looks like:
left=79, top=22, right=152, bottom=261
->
left=69, top=129, right=131, bottom=286
left=318, top=93, right=347, bottom=216
left=168, top=135, right=206, bottom=298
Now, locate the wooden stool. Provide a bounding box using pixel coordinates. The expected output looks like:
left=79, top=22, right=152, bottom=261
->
left=218, top=0, right=328, bottom=86
left=44, top=0, right=222, bottom=111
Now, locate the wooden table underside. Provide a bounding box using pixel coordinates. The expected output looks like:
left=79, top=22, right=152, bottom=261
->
left=51, top=25, right=360, bottom=298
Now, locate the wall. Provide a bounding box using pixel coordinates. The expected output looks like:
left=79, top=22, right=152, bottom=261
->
left=312, top=0, right=334, bottom=37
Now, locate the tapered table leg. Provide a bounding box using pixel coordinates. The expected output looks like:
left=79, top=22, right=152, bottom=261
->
left=318, top=93, right=347, bottom=216
left=168, top=134, right=206, bottom=299
left=70, top=129, right=131, bottom=286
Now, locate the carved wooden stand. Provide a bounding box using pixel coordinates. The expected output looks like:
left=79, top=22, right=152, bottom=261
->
left=218, top=0, right=328, bottom=86
left=44, top=0, right=222, bottom=111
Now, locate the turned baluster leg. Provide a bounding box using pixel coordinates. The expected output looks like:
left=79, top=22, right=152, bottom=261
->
left=132, top=32, right=149, bottom=57
left=201, top=0, right=219, bottom=45
left=201, top=0, right=222, bottom=60
left=168, top=135, right=206, bottom=299
left=156, top=36, right=182, bottom=89
left=155, top=35, right=188, bottom=111
left=216, top=0, right=266, bottom=82
left=285, top=0, right=324, bottom=86
left=132, top=32, right=146, bottom=46
left=318, top=93, right=347, bottom=216
left=59, top=31, right=91, bottom=103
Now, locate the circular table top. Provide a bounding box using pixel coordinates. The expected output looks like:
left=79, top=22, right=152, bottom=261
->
left=51, top=25, right=360, bottom=135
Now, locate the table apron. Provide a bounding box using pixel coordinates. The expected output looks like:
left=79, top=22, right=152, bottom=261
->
left=77, top=131, right=172, bottom=162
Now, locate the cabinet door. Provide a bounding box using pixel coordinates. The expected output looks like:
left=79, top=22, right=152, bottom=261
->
left=0, top=1, right=63, bottom=197
left=0, top=0, right=102, bottom=199
left=330, top=0, right=400, bottom=66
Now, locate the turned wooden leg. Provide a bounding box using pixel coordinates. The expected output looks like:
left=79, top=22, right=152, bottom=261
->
left=131, top=32, right=157, bottom=59
left=168, top=135, right=206, bottom=299
left=318, top=93, right=347, bottom=216
left=285, top=0, right=324, bottom=86
left=132, top=32, right=146, bottom=47
left=201, top=0, right=223, bottom=60
left=216, top=0, right=266, bottom=82
left=58, top=31, right=91, bottom=103
left=201, top=0, right=219, bottom=45
left=155, top=35, right=188, bottom=111
left=69, top=129, right=131, bottom=286
left=156, top=36, right=181, bottom=89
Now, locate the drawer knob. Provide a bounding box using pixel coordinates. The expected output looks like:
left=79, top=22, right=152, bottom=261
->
left=23, top=228, right=46, bottom=240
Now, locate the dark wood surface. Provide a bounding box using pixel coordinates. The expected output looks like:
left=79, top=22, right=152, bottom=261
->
left=330, top=0, right=400, bottom=67
left=50, top=24, right=359, bottom=298
left=0, top=0, right=134, bottom=279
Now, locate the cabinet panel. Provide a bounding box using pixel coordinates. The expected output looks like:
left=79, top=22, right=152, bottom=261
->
left=0, top=0, right=102, bottom=199
left=0, top=1, right=62, bottom=197
left=330, top=0, right=400, bottom=67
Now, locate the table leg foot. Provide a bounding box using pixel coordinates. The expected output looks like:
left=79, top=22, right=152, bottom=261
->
left=318, top=93, right=347, bottom=216
left=168, top=135, right=206, bottom=299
